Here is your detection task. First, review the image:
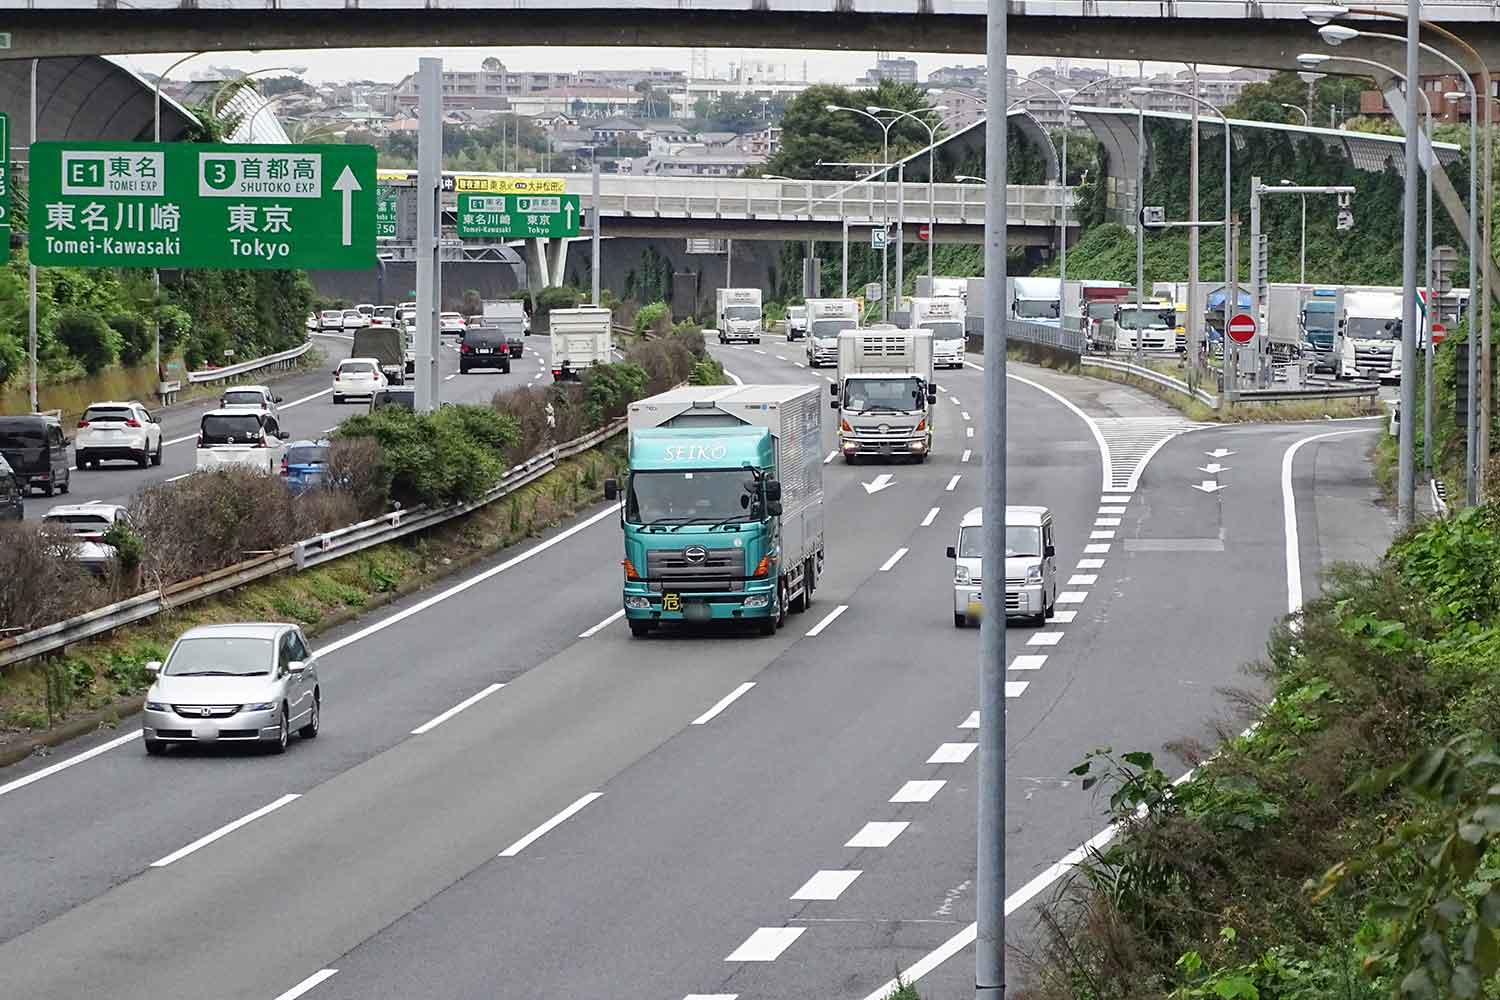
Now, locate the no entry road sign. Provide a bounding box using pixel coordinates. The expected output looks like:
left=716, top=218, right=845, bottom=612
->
left=1227, top=312, right=1258, bottom=344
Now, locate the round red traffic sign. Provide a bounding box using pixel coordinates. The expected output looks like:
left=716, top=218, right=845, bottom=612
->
left=1432, top=323, right=1446, bottom=343
left=1226, top=313, right=1258, bottom=344
left=917, top=223, right=931, bottom=242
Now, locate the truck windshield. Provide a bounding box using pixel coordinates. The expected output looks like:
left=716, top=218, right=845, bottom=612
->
left=724, top=306, right=760, bottom=321
left=843, top=377, right=924, bottom=413
left=1117, top=308, right=1174, bottom=329
left=626, top=469, right=763, bottom=525
left=957, top=525, right=1041, bottom=559
left=1347, top=316, right=1400, bottom=340
left=810, top=319, right=852, bottom=339
left=1303, top=305, right=1336, bottom=334
left=1014, top=299, right=1060, bottom=319
left=924, top=321, right=964, bottom=341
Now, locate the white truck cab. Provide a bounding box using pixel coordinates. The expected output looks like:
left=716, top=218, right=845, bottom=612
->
left=907, top=297, right=966, bottom=369
left=833, top=327, right=936, bottom=463
left=948, top=505, right=1057, bottom=627
left=804, top=298, right=861, bottom=368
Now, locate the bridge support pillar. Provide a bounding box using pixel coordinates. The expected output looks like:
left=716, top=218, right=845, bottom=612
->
left=528, top=238, right=549, bottom=292
left=547, top=238, right=569, bottom=288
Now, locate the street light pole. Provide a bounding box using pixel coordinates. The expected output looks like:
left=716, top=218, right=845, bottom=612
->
left=1279, top=180, right=1307, bottom=285
left=1134, top=94, right=1145, bottom=364
left=1402, top=3, right=1421, bottom=528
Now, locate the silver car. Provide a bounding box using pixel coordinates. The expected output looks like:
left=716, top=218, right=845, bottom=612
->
left=142, top=623, right=321, bottom=755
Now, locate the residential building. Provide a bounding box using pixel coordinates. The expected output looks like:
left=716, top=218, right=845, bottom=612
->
left=1359, top=72, right=1500, bottom=124
left=860, top=57, right=919, bottom=86
left=387, top=62, right=574, bottom=114
left=928, top=65, right=985, bottom=89
left=742, top=124, right=782, bottom=157
left=510, top=86, right=643, bottom=119
left=642, top=147, right=767, bottom=177
left=590, top=118, right=649, bottom=143
left=668, top=78, right=812, bottom=118
left=929, top=88, right=987, bottom=131
left=575, top=68, right=687, bottom=89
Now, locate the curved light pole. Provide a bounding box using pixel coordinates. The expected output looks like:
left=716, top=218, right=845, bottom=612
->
left=209, top=66, right=308, bottom=124
left=1306, top=2, right=1491, bottom=506
left=151, top=51, right=204, bottom=390
left=868, top=104, right=948, bottom=300
left=154, top=52, right=204, bottom=143
left=1280, top=102, right=1311, bottom=126
left=241, top=93, right=293, bottom=141
left=1319, top=19, right=1483, bottom=505
left=827, top=104, right=898, bottom=319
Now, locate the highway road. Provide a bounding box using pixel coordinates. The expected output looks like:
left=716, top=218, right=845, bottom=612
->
left=0, top=335, right=1390, bottom=999
left=25, top=331, right=557, bottom=520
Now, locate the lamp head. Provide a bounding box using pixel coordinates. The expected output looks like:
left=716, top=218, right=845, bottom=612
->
left=1319, top=24, right=1359, bottom=46
left=1445, top=90, right=1467, bottom=102
left=1297, top=53, right=1332, bottom=69
left=1302, top=5, right=1350, bottom=27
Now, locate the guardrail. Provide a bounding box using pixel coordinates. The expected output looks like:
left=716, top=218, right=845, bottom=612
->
left=1081, top=356, right=1221, bottom=409
left=1005, top=318, right=1086, bottom=356
left=185, top=341, right=313, bottom=385
left=1231, top=384, right=1381, bottom=404
left=0, top=418, right=626, bottom=672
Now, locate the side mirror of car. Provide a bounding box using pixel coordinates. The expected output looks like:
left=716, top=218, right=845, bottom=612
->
left=767, top=500, right=783, bottom=517
left=946, top=546, right=957, bottom=559
left=145, top=660, right=162, bottom=675
left=1044, top=544, right=1056, bottom=558
left=830, top=399, right=839, bottom=410
left=279, top=431, right=292, bottom=440
left=764, top=480, right=782, bottom=502
left=275, top=396, right=284, bottom=404
left=603, top=478, right=619, bottom=501
left=287, top=660, right=306, bottom=674
left=829, top=383, right=838, bottom=396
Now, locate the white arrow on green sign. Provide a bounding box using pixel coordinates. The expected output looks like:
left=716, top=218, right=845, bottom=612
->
left=29, top=141, right=377, bottom=270
left=456, top=192, right=580, bottom=239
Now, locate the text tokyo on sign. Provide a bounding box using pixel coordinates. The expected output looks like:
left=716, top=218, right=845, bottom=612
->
left=456, top=193, right=580, bottom=239
left=29, top=142, right=377, bottom=270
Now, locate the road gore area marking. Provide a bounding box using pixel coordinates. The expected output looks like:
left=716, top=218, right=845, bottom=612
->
left=410, top=683, right=505, bottom=735
left=890, top=779, right=945, bottom=803
left=790, top=869, right=863, bottom=901
left=150, top=793, right=301, bottom=868
left=498, top=791, right=602, bottom=857
left=691, top=682, right=755, bottom=726
left=725, top=927, right=805, bottom=962
left=846, top=821, right=909, bottom=848
left=804, top=605, right=848, bottom=637
left=272, top=969, right=339, bottom=1000
left=927, top=742, right=977, bottom=764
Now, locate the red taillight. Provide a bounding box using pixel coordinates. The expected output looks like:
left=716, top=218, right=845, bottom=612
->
left=622, top=558, right=639, bottom=580
left=552, top=368, right=562, bottom=377
left=461, top=342, right=471, bottom=354
left=280, top=456, right=289, bottom=476
left=196, top=432, right=203, bottom=447
left=125, top=418, right=141, bottom=428
left=840, top=419, right=853, bottom=433
left=752, top=555, right=772, bottom=578
left=77, top=419, right=89, bottom=428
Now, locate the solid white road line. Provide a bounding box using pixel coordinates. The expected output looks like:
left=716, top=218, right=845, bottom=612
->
left=1089, top=530, right=1115, bottom=540
left=878, top=547, right=909, bottom=572
left=499, top=792, right=602, bottom=857
left=410, top=683, right=505, bottom=735
left=691, top=682, right=756, bottom=726
left=965, top=426, right=974, bottom=438
left=725, top=369, right=745, bottom=386
left=1006, top=680, right=1030, bottom=697
left=1057, top=592, right=1087, bottom=604
left=1009, top=654, right=1047, bottom=670
left=847, top=821, right=909, bottom=848
left=578, top=609, right=625, bottom=638
left=959, top=712, right=979, bottom=730
left=1098, top=505, right=1126, bottom=515
left=320, top=504, right=622, bottom=657
left=928, top=742, right=977, bottom=764
left=1095, top=517, right=1121, bottom=526
left=961, top=449, right=972, bottom=463
left=726, top=927, right=804, bottom=962
left=944, top=475, right=961, bottom=491
left=164, top=472, right=191, bottom=483
left=805, top=605, right=848, bottom=637
left=1067, top=574, right=1097, bottom=586
left=824, top=450, right=837, bottom=464
left=1027, top=632, right=1064, bottom=647
left=1076, top=558, right=1105, bottom=569
left=0, top=730, right=141, bottom=800
left=791, top=869, right=863, bottom=901
left=890, top=779, right=945, bottom=803
left=272, top=969, right=340, bottom=1000
left=1283, top=428, right=1375, bottom=614
left=921, top=506, right=940, bottom=527
left=151, top=794, right=301, bottom=868
left=1052, top=610, right=1078, bottom=624
left=1084, top=543, right=1111, bottom=554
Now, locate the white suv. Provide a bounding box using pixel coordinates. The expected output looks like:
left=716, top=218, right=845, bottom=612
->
left=333, top=357, right=387, bottom=404
left=75, top=401, right=162, bottom=470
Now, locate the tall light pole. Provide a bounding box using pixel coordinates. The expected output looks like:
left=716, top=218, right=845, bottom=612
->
left=150, top=52, right=205, bottom=394
left=1279, top=103, right=1312, bottom=126
left=1280, top=178, right=1307, bottom=284
left=870, top=104, right=949, bottom=286
left=1319, top=18, right=1484, bottom=504
left=827, top=105, right=897, bottom=319
left=1131, top=90, right=1146, bottom=363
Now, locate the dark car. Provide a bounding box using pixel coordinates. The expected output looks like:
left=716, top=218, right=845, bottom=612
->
left=281, top=439, right=331, bottom=495
left=459, top=323, right=512, bottom=374
left=0, top=454, right=23, bottom=521
left=369, top=387, right=417, bottom=412
left=505, top=327, right=525, bottom=359
left=0, top=415, right=71, bottom=496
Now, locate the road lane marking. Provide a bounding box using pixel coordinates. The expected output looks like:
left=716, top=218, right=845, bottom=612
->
left=444, top=373, right=456, bottom=381
left=958, top=712, right=979, bottom=730
left=928, top=742, right=977, bottom=764
left=1076, top=558, right=1105, bottom=569
left=410, top=683, right=505, bottom=735
left=961, top=449, right=972, bottom=463
left=825, top=375, right=836, bottom=384
left=1102, top=494, right=1132, bottom=503
left=921, top=507, right=940, bottom=527
left=726, top=927, right=804, bottom=962
left=1090, top=530, right=1115, bottom=540
left=1009, top=655, right=1047, bottom=670
left=805, top=605, right=848, bottom=636
left=684, top=995, right=738, bottom=1000
left=1057, top=592, right=1088, bottom=604
left=775, top=354, right=787, bottom=360
left=1283, top=428, right=1376, bottom=614
left=944, top=475, right=961, bottom=491
left=878, top=547, right=909, bottom=572
left=578, top=609, right=625, bottom=638
left=1067, top=574, right=1097, bottom=586
left=725, top=369, right=745, bottom=386
left=754, top=349, right=767, bottom=355
left=1084, top=543, right=1111, bottom=554
left=499, top=791, right=602, bottom=857
left=1098, top=505, right=1126, bottom=514
left=0, top=730, right=141, bottom=800
left=164, top=472, right=191, bottom=482
left=1052, top=610, right=1078, bottom=623
left=891, top=779, right=945, bottom=803
left=824, top=450, right=837, bottom=464
left=273, top=969, right=339, bottom=1000
left=961, top=411, right=971, bottom=421
left=794, top=361, right=805, bottom=368
left=1006, top=680, right=1030, bottom=697
left=691, top=682, right=756, bottom=725
left=949, top=396, right=960, bottom=405
left=1027, top=632, right=1064, bottom=646
left=847, top=821, right=908, bottom=848
left=791, top=869, right=863, bottom=900
left=157, top=388, right=334, bottom=449
left=150, top=794, right=300, bottom=868
left=1095, top=517, right=1121, bottom=526
left=965, top=426, right=974, bottom=438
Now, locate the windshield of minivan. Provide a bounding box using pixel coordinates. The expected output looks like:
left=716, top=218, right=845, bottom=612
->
left=626, top=469, right=762, bottom=525
left=957, top=525, right=1042, bottom=559
left=842, top=377, right=924, bottom=413
left=200, top=414, right=263, bottom=444
left=0, top=421, right=47, bottom=448
left=1015, top=299, right=1060, bottom=319
left=163, top=636, right=273, bottom=677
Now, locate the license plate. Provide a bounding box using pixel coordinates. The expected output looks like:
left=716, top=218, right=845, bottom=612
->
left=478, top=347, right=492, bottom=353
left=663, top=593, right=682, bottom=612
left=192, top=724, right=218, bottom=740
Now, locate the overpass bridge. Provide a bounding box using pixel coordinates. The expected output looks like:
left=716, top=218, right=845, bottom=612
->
left=2, top=3, right=1500, bottom=71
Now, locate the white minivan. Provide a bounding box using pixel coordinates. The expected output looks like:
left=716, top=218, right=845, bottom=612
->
left=947, top=505, right=1057, bottom=627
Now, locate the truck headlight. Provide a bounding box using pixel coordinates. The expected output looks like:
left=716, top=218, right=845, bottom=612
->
left=743, top=594, right=770, bottom=608
left=955, top=565, right=971, bottom=585
left=1025, top=564, right=1043, bottom=584
left=625, top=596, right=651, bottom=610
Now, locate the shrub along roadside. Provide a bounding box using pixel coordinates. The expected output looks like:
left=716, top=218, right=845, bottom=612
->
left=1021, top=507, right=1500, bottom=1000
left=0, top=442, right=626, bottom=750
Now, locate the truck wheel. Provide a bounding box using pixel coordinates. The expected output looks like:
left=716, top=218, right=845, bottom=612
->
left=954, top=612, right=966, bottom=629
left=629, top=621, right=652, bottom=638
left=757, top=616, right=777, bottom=637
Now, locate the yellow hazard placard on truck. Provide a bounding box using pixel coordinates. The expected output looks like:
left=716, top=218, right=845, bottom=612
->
left=663, top=593, right=682, bottom=612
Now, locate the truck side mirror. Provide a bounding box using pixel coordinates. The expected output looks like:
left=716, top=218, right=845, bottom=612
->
left=946, top=545, right=957, bottom=559
left=764, top=480, right=782, bottom=502
left=603, top=478, right=619, bottom=501
left=829, top=383, right=838, bottom=396
left=1044, top=544, right=1056, bottom=558
left=767, top=500, right=783, bottom=517
left=830, top=399, right=839, bottom=410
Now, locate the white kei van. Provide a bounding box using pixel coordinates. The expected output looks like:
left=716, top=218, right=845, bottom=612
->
left=947, top=505, right=1057, bottom=627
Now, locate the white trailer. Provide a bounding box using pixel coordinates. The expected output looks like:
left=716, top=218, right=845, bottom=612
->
left=834, top=326, right=936, bottom=463
left=549, top=307, right=613, bottom=382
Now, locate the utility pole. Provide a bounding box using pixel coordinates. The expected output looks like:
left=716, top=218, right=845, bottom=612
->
left=1188, top=65, right=1201, bottom=378
left=1398, top=4, right=1419, bottom=528
left=1134, top=96, right=1145, bottom=364
left=414, top=57, right=441, bottom=414
left=591, top=152, right=601, bottom=306
left=976, top=0, right=1008, bottom=994
left=28, top=58, right=38, bottom=413
left=895, top=163, right=905, bottom=316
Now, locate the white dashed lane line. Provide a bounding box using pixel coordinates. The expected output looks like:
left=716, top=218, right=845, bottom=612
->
left=726, top=927, right=804, bottom=962
left=961, top=449, right=971, bottom=463
left=927, top=742, right=976, bottom=764
left=890, top=780, right=945, bottom=803
left=1009, top=654, right=1047, bottom=670
left=790, top=870, right=863, bottom=901
left=804, top=605, right=848, bottom=637
left=965, top=427, right=974, bottom=438
left=1067, top=574, right=1097, bottom=586
left=944, top=475, right=961, bottom=491
left=961, top=411, right=971, bottom=421
left=1084, top=543, right=1111, bottom=554
left=498, top=792, right=602, bottom=857
left=847, top=821, right=908, bottom=848
left=921, top=507, right=940, bottom=527
left=878, top=548, right=908, bottom=572
left=1027, top=632, right=1064, bottom=647
left=272, top=969, right=340, bottom=1000
left=691, top=682, right=756, bottom=726
left=823, top=450, right=837, bottom=464
left=1077, top=558, right=1105, bottom=569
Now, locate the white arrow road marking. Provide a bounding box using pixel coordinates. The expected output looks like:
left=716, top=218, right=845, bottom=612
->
left=863, top=473, right=896, bottom=494
left=1192, top=480, right=1225, bottom=493
left=332, top=165, right=362, bottom=247
left=1197, top=463, right=1231, bottom=474
left=1205, top=448, right=1236, bottom=458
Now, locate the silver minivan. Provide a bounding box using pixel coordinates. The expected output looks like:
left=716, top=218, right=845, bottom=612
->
left=947, top=505, right=1057, bottom=627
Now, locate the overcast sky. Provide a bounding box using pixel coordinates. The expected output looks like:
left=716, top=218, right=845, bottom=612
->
left=117, top=47, right=1232, bottom=87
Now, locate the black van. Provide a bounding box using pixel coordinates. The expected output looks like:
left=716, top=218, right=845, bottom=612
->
left=0, top=415, right=72, bottom=496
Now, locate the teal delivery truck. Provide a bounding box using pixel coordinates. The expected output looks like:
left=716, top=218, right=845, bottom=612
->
left=604, top=384, right=824, bottom=637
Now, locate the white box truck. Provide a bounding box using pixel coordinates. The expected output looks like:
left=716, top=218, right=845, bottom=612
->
left=908, top=297, right=966, bottom=369
left=483, top=298, right=530, bottom=335
left=1010, top=276, right=1062, bottom=325
left=916, top=275, right=970, bottom=300
left=716, top=288, right=764, bottom=344
left=609, top=384, right=824, bottom=636
left=804, top=298, right=861, bottom=368
left=549, top=307, right=613, bottom=382
left=1338, top=289, right=1403, bottom=382
left=833, top=326, right=936, bottom=463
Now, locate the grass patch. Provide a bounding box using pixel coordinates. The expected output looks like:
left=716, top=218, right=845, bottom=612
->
left=0, top=440, right=626, bottom=751
left=1080, top=360, right=1382, bottom=423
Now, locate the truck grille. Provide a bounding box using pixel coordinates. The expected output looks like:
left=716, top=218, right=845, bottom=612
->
left=646, top=547, right=745, bottom=593
left=1356, top=346, right=1395, bottom=371
left=849, top=423, right=916, bottom=440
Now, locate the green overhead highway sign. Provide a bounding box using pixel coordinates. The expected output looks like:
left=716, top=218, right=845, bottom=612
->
left=0, top=114, right=9, bottom=264
left=456, top=192, right=580, bottom=239
left=29, top=141, right=377, bottom=270
left=376, top=184, right=397, bottom=239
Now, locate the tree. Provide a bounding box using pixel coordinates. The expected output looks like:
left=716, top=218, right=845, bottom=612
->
left=53, top=308, right=118, bottom=374
left=1224, top=70, right=1371, bottom=126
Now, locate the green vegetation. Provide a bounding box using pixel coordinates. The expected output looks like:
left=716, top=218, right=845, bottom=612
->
left=1027, top=508, right=1500, bottom=1000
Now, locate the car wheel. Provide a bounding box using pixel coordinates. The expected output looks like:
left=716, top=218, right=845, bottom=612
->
left=299, top=692, right=320, bottom=739
left=757, top=615, right=777, bottom=636
left=502, top=364, right=511, bottom=374
left=1044, top=592, right=1056, bottom=619
left=136, top=449, right=149, bottom=469
left=42, top=480, right=55, bottom=497
left=77, top=453, right=90, bottom=470
left=151, top=442, right=163, bottom=467
left=333, top=394, right=344, bottom=405
left=269, top=708, right=289, bottom=754
left=144, top=738, right=166, bottom=756
left=59, top=471, right=69, bottom=494
left=954, top=612, right=966, bottom=629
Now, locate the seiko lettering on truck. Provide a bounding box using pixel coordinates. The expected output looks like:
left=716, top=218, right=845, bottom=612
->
left=661, top=444, right=730, bottom=462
